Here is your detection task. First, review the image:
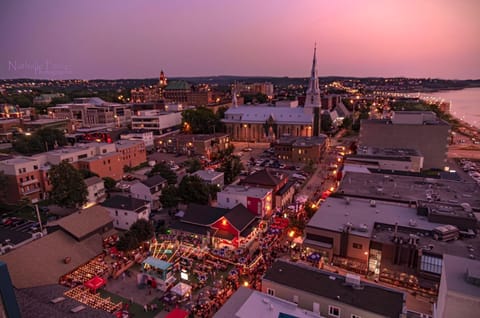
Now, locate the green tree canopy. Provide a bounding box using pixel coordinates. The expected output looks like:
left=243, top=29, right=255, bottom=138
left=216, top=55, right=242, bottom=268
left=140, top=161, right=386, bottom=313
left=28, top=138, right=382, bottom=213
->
left=181, top=107, right=219, bottom=134
left=159, top=185, right=180, bottom=208
left=116, top=232, right=139, bottom=251
left=129, top=219, right=155, bottom=242
left=149, top=162, right=177, bottom=184
left=13, top=127, right=67, bottom=155
left=217, top=155, right=244, bottom=185
left=185, top=158, right=203, bottom=173
left=49, top=161, right=88, bottom=208
left=102, top=177, right=117, bottom=191
left=178, top=175, right=210, bottom=205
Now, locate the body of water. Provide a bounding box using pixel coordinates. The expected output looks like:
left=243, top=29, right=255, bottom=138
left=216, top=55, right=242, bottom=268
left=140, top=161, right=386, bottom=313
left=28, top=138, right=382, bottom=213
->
left=421, top=87, right=480, bottom=129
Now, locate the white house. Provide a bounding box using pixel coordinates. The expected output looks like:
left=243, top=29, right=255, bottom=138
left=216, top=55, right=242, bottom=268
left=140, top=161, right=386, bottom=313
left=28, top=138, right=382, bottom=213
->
left=129, top=175, right=167, bottom=210
left=101, top=195, right=150, bottom=230
left=84, top=176, right=106, bottom=207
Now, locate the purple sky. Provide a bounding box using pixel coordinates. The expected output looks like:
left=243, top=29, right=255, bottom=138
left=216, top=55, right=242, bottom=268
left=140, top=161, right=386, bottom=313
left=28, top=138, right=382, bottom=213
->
left=1, top=0, right=479, bottom=80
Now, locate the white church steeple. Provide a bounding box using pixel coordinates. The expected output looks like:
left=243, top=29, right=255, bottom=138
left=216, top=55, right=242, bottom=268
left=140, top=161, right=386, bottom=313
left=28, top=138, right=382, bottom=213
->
left=232, top=83, right=238, bottom=108
left=304, top=44, right=322, bottom=109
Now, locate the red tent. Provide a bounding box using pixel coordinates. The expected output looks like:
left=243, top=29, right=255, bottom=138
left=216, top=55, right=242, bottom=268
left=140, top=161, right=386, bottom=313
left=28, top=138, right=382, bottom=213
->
left=84, top=276, right=106, bottom=292
left=165, top=308, right=188, bottom=318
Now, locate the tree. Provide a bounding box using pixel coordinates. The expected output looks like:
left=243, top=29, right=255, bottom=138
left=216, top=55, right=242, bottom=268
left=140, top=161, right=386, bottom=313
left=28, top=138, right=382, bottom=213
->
left=341, top=116, right=353, bottom=130
left=49, top=161, right=88, bottom=208
left=321, top=113, right=333, bottom=132
left=178, top=175, right=210, bottom=205
left=159, top=185, right=180, bottom=208
left=116, top=232, right=139, bottom=251
left=103, top=177, right=117, bottom=191
left=35, top=127, right=67, bottom=150
left=130, top=219, right=155, bottom=242
left=149, top=162, right=177, bottom=184
left=218, top=155, right=244, bottom=185
left=13, top=127, right=66, bottom=155
left=185, top=158, right=202, bottom=173
left=181, top=107, right=218, bottom=134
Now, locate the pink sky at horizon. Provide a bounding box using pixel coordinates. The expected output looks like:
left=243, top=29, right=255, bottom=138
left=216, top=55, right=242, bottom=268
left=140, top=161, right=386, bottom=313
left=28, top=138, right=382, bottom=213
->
left=0, top=0, right=479, bottom=79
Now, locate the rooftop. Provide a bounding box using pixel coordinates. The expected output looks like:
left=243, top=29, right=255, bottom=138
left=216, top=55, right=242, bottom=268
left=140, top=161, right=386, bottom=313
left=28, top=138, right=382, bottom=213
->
left=220, top=185, right=272, bottom=198
left=25, top=118, right=69, bottom=125
left=193, top=170, right=224, bottom=181
left=263, top=260, right=405, bottom=318
left=84, top=176, right=104, bottom=187
left=214, top=287, right=321, bottom=318
left=442, top=254, right=480, bottom=299
left=224, top=105, right=313, bottom=124
left=15, top=285, right=113, bottom=318
left=337, top=171, right=480, bottom=208
left=115, top=139, right=144, bottom=149
left=241, top=169, right=285, bottom=187
left=0, top=231, right=103, bottom=289
left=101, top=195, right=148, bottom=212
left=0, top=156, right=37, bottom=165
left=276, top=135, right=328, bottom=147
left=354, top=146, right=421, bottom=158
left=224, top=204, right=258, bottom=232
left=141, top=175, right=167, bottom=188
left=56, top=205, right=112, bottom=241
left=307, top=196, right=439, bottom=238
left=182, top=204, right=228, bottom=226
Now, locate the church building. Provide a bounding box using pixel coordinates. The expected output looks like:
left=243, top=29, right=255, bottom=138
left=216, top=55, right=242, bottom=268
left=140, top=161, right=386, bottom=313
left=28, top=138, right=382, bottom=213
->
left=223, top=47, right=324, bottom=142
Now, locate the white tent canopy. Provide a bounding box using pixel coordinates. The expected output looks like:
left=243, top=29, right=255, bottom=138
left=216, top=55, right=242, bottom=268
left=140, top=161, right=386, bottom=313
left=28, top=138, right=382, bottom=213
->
left=171, top=282, right=192, bottom=297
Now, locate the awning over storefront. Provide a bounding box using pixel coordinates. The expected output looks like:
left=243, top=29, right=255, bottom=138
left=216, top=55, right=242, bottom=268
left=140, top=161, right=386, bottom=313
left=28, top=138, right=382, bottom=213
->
left=143, top=257, right=172, bottom=270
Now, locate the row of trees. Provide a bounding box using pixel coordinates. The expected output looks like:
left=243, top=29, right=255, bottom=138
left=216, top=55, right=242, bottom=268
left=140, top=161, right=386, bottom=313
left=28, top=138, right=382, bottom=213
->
left=13, top=127, right=68, bottom=155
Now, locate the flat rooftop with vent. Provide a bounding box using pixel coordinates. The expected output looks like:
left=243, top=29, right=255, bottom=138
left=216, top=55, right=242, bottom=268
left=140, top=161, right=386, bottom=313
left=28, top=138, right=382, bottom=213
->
left=307, top=196, right=480, bottom=260
left=337, top=171, right=480, bottom=208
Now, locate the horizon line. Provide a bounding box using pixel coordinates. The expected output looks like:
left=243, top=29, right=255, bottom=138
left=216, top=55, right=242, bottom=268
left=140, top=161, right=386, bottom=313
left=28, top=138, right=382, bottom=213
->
left=1, top=75, right=480, bottom=82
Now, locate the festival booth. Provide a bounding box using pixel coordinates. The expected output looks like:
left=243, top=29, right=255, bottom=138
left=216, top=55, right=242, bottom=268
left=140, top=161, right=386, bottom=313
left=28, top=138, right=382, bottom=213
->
left=170, top=282, right=192, bottom=299
left=84, top=276, right=106, bottom=293
left=138, top=257, right=176, bottom=291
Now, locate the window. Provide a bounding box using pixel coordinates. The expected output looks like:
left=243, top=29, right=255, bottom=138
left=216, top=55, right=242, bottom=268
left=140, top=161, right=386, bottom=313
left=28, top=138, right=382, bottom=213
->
left=353, top=243, right=363, bottom=249
left=351, top=315, right=361, bottom=318
left=124, top=212, right=128, bottom=216
left=115, top=210, right=118, bottom=216
left=267, top=288, right=275, bottom=296
left=329, top=305, right=340, bottom=317
left=420, top=254, right=442, bottom=275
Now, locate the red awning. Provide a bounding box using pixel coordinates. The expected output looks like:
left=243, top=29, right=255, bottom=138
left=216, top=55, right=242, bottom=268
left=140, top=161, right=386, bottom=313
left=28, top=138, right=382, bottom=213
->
left=84, top=276, right=106, bottom=291
left=165, top=308, right=189, bottom=318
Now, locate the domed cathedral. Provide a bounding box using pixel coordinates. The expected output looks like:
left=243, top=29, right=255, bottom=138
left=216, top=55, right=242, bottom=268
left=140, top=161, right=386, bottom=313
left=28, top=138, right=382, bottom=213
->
left=223, top=46, right=325, bottom=142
